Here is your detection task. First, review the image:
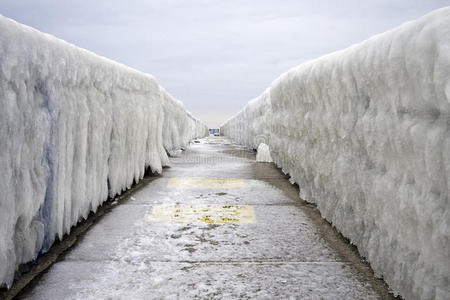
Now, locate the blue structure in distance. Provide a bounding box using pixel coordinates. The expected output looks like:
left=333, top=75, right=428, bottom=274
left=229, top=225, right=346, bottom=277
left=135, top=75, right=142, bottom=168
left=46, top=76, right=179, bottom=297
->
left=209, top=129, right=220, bottom=135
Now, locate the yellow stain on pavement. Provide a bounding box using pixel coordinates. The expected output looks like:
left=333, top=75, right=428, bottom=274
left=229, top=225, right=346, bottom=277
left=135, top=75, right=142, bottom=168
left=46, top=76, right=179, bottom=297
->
left=147, top=204, right=256, bottom=224
left=167, top=177, right=244, bottom=188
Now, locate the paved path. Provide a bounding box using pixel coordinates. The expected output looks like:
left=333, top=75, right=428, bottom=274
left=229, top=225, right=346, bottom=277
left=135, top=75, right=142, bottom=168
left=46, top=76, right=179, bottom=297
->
left=19, top=137, right=392, bottom=299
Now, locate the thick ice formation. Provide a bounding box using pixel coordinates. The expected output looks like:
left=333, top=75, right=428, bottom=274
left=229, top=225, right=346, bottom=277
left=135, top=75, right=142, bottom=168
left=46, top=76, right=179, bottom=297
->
left=256, top=143, right=273, bottom=163
left=0, top=15, right=208, bottom=288
left=222, top=8, right=450, bottom=300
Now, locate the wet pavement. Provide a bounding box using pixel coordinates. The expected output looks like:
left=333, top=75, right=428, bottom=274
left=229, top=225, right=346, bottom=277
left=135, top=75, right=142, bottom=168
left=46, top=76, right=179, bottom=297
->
left=18, top=136, right=393, bottom=299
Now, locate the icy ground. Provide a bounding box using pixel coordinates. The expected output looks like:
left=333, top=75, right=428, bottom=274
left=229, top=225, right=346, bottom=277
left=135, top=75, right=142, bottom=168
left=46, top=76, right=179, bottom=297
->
left=19, top=137, right=392, bottom=299
left=221, top=8, right=450, bottom=300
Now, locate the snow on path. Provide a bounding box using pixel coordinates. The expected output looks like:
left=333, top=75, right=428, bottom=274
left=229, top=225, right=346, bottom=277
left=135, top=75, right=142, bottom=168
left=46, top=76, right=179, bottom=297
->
left=19, top=137, right=389, bottom=299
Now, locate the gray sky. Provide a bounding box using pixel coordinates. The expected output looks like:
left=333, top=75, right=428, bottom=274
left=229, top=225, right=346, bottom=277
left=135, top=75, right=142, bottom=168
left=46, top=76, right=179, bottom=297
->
left=0, top=0, right=447, bottom=127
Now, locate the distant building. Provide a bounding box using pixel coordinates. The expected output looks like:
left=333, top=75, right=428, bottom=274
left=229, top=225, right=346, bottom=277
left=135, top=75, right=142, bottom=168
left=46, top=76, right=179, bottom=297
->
left=209, top=128, right=220, bottom=135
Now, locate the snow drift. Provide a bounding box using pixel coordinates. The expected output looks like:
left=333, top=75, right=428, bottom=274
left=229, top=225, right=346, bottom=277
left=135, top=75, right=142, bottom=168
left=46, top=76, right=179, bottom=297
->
left=0, top=15, right=208, bottom=288
left=221, top=8, right=450, bottom=300
left=256, top=143, right=273, bottom=163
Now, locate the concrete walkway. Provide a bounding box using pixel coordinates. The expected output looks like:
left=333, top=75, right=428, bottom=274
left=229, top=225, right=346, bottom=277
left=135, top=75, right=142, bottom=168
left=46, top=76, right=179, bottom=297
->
left=19, top=137, right=392, bottom=299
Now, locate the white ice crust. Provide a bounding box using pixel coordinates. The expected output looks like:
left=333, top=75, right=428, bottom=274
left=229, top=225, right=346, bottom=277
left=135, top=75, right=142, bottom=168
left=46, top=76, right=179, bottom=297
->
left=0, top=15, right=208, bottom=288
left=256, top=143, right=273, bottom=163
left=221, top=8, right=450, bottom=300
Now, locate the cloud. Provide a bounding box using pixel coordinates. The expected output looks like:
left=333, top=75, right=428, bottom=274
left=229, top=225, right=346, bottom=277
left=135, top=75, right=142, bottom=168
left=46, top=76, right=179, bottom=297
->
left=0, top=0, right=448, bottom=127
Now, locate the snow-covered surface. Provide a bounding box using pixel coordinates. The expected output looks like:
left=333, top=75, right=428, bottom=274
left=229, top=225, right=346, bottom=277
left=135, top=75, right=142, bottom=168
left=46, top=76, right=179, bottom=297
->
left=0, top=15, right=207, bottom=288
left=256, top=143, right=273, bottom=163
left=221, top=8, right=450, bottom=300
left=19, top=138, right=387, bottom=299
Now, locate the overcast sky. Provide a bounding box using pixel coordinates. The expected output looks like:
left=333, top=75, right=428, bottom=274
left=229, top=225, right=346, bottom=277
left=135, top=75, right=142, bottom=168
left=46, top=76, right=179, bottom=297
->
left=0, top=0, right=447, bottom=127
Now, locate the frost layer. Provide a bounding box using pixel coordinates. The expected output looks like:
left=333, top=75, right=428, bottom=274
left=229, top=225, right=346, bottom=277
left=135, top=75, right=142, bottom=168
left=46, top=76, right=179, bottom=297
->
left=222, top=8, right=450, bottom=300
left=256, top=143, right=273, bottom=163
left=0, top=15, right=208, bottom=288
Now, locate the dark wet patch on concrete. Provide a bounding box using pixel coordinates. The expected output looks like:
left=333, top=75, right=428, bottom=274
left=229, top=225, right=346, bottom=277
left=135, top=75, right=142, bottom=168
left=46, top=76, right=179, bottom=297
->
left=200, top=224, right=220, bottom=231
left=178, top=226, right=191, bottom=232
left=221, top=149, right=256, bottom=160
left=180, top=265, right=195, bottom=272
left=183, top=245, right=197, bottom=253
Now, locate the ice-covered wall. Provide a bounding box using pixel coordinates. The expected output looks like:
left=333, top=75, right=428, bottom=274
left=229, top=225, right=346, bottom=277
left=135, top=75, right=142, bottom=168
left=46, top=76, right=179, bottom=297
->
left=221, top=88, right=271, bottom=149
left=0, top=15, right=208, bottom=288
left=221, top=8, right=450, bottom=300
